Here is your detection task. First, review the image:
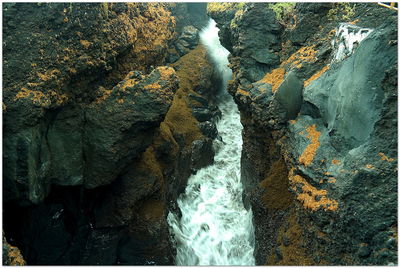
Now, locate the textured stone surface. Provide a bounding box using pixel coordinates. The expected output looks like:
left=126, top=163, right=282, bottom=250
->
left=3, top=3, right=215, bottom=265
left=210, top=2, right=397, bottom=265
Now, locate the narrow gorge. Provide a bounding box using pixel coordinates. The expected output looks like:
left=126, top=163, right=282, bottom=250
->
left=2, top=2, right=398, bottom=266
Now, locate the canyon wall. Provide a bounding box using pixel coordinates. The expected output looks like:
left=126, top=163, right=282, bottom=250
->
left=3, top=3, right=218, bottom=265
left=209, top=2, right=397, bottom=265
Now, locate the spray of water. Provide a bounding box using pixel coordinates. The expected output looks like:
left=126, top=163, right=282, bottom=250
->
left=167, top=19, right=255, bottom=265
left=332, top=23, right=372, bottom=61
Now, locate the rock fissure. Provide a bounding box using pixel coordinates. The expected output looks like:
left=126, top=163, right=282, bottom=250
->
left=2, top=2, right=398, bottom=266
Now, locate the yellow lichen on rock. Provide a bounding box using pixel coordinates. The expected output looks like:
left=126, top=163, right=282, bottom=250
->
left=258, top=67, right=286, bottom=93
left=289, top=171, right=339, bottom=211
left=299, top=124, right=321, bottom=166
left=79, top=39, right=92, bottom=49
left=304, top=65, right=330, bottom=88
left=327, top=177, right=337, bottom=183
left=378, top=152, right=395, bottom=162
left=282, top=45, right=318, bottom=69
left=37, top=69, right=60, bottom=81
left=236, top=87, right=250, bottom=96
left=94, top=87, right=113, bottom=104
left=144, top=83, right=162, bottom=92
left=157, top=66, right=176, bottom=80
left=365, top=164, right=375, bottom=169
left=3, top=236, right=26, bottom=266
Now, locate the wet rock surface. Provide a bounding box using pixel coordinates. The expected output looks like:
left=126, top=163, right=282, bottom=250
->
left=3, top=3, right=215, bottom=265
left=210, top=2, right=397, bottom=265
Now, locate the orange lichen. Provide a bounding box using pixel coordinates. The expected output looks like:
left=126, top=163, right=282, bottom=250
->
left=47, top=90, right=69, bottom=105
left=68, top=68, right=77, bottom=74
left=119, top=78, right=139, bottom=91
left=304, top=65, right=330, bottom=88
left=15, top=87, right=46, bottom=102
left=37, top=69, right=60, bottom=81
left=27, top=82, right=40, bottom=87
left=378, top=152, right=395, bottom=162
left=80, top=40, right=92, bottom=49
left=14, top=87, right=68, bottom=106
left=144, top=83, right=162, bottom=92
left=328, top=29, right=336, bottom=37
left=258, top=67, right=285, bottom=93
left=327, top=177, right=336, bottom=183
left=289, top=119, right=296, bottom=125
left=348, top=19, right=359, bottom=25
left=365, top=164, right=375, bottom=169
left=94, top=87, right=113, bottom=103
left=331, top=159, right=340, bottom=165
left=289, top=172, right=338, bottom=211
left=236, top=87, right=250, bottom=96
left=299, top=124, right=321, bottom=166
left=157, top=66, right=176, bottom=80
left=282, top=45, right=318, bottom=69
left=3, top=238, right=26, bottom=266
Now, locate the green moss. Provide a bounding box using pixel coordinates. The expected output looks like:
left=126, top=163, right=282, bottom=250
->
left=259, top=158, right=293, bottom=210
left=327, top=3, right=355, bottom=21
left=101, top=3, right=109, bottom=19
left=207, top=2, right=245, bottom=13
left=268, top=2, right=295, bottom=22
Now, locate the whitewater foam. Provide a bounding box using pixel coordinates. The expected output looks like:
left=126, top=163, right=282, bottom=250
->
left=167, top=19, right=255, bottom=265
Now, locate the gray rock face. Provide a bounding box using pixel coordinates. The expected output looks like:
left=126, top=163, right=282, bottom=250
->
left=304, top=26, right=397, bottom=148
left=275, top=71, right=303, bottom=120
left=84, top=68, right=178, bottom=188
left=3, top=67, right=178, bottom=204
left=174, top=26, right=200, bottom=57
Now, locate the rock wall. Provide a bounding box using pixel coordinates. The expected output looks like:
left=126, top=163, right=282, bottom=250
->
left=3, top=3, right=217, bottom=265
left=209, top=2, right=397, bottom=265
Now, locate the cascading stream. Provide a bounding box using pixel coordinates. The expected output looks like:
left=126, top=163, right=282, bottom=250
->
left=167, top=19, right=255, bottom=266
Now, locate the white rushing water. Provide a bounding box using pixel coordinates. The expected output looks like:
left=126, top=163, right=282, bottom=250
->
left=167, top=19, right=255, bottom=265
left=332, top=23, right=373, bottom=62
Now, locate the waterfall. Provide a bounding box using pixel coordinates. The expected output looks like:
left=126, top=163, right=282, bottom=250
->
left=167, top=19, right=255, bottom=265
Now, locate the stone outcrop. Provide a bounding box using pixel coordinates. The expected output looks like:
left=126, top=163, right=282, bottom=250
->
left=209, top=2, right=397, bottom=265
left=3, top=235, right=25, bottom=266
left=3, top=3, right=215, bottom=265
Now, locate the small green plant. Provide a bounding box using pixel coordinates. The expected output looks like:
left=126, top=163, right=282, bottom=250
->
left=101, top=3, right=109, bottom=19
left=327, top=3, right=355, bottom=21
left=268, top=2, right=295, bottom=22
left=207, top=2, right=245, bottom=13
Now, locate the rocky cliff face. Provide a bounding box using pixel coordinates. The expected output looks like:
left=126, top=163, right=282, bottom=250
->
left=209, top=2, right=397, bottom=265
left=3, top=3, right=217, bottom=265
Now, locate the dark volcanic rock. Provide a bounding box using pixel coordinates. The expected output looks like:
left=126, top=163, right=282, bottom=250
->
left=4, top=67, right=178, bottom=204
left=84, top=67, right=178, bottom=188
left=210, top=2, right=397, bottom=266
left=174, top=26, right=200, bottom=57
left=3, top=3, right=217, bottom=266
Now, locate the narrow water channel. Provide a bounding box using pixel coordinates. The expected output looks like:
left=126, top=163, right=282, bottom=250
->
left=167, top=19, right=255, bottom=266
